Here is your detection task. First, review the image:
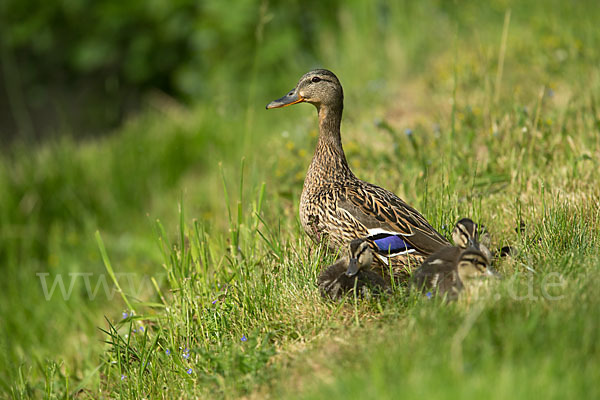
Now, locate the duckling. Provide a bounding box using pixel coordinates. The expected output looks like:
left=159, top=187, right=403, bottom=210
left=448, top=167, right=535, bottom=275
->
left=411, top=245, right=495, bottom=301
left=411, top=218, right=496, bottom=301
left=267, top=69, right=449, bottom=281
left=318, top=239, right=389, bottom=300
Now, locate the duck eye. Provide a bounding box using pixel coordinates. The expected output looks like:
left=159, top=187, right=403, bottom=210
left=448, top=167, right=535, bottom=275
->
left=311, top=76, right=321, bottom=83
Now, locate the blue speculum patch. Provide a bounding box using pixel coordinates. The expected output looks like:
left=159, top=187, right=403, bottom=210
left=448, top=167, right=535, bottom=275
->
left=370, top=234, right=413, bottom=254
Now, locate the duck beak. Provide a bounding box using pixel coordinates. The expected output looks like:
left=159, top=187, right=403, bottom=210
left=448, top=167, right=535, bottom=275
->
left=345, top=258, right=359, bottom=277
left=266, top=88, right=305, bottom=109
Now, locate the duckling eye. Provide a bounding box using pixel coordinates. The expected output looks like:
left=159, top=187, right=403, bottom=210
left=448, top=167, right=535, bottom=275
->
left=311, top=76, right=321, bottom=83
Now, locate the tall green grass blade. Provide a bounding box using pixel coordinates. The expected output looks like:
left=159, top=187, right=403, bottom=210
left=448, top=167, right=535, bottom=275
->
left=95, top=231, right=134, bottom=313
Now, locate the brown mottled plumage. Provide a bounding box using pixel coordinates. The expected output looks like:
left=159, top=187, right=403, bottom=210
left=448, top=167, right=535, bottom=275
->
left=267, top=69, right=449, bottom=281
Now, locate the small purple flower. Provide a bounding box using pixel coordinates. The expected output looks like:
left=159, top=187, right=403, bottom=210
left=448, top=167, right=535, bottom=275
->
left=121, top=374, right=126, bottom=381
left=426, top=292, right=433, bottom=299
left=122, top=312, right=128, bottom=319
left=187, top=368, right=193, bottom=375
left=405, top=128, right=413, bottom=136
left=241, top=335, right=248, bottom=342
left=182, top=348, right=190, bottom=359
left=165, top=349, right=171, bottom=355
left=139, top=326, right=144, bottom=332
left=132, top=329, right=136, bottom=333
left=212, top=299, right=217, bottom=304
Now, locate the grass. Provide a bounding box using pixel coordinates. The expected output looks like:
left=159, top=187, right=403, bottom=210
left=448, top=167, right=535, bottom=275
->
left=1, top=0, right=600, bottom=398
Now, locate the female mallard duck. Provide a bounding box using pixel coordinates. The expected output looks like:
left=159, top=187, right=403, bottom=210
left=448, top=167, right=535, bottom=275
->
left=267, top=69, right=449, bottom=280
left=411, top=219, right=497, bottom=301
left=318, top=239, right=389, bottom=300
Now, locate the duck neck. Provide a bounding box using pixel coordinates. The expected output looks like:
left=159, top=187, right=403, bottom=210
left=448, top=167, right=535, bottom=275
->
left=307, top=104, right=354, bottom=184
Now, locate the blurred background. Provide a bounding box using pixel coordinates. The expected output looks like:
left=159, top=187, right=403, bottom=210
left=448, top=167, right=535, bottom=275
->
left=1, top=0, right=362, bottom=143
left=1, top=0, right=599, bottom=396
left=2, top=0, right=598, bottom=142
left=4, top=0, right=595, bottom=144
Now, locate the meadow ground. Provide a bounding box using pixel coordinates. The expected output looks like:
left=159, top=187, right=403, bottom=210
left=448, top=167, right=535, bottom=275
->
left=1, top=1, right=599, bottom=398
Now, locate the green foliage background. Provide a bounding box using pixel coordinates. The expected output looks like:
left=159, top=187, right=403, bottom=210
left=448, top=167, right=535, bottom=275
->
left=1, top=0, right=599, bottom=398
left=0, top=0, right=341, bottom=139
left=2, top=0, right=598, bottom=139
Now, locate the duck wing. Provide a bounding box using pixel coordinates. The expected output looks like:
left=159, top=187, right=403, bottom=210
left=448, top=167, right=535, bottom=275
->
left=338, top=182, right=449, bottom=256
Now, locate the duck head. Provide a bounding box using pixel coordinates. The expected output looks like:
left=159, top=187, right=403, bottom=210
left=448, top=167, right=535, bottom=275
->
left=451, top=218, right=480, bottom=248
left=345, top=238, right=374, bottom=277
left=452, top=217, right=493, bottom=263
left=266, top=69, right=343, bottom=111
left=457, top=246, right=499, bottom=283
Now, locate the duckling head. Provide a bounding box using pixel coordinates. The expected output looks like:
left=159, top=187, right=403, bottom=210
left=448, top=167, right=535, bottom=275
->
left=345, top=239, right=374, bottom=277
left=266, top=69, right=343, bottom=111
left=452, top=218, right=493, bottom=263
left=457, top=246, right=498, bottom=283
left=452, top=218, right=480, bottom=248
